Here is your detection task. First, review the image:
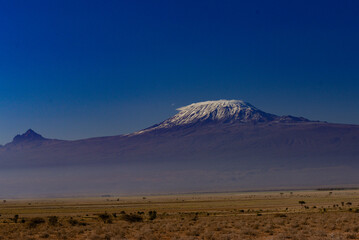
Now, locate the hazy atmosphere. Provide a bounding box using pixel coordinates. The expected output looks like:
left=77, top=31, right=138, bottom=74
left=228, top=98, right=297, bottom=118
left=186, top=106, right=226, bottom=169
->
left=1, top=0, right=359, bottom=144
left=1, top=1, right=359, bottom=239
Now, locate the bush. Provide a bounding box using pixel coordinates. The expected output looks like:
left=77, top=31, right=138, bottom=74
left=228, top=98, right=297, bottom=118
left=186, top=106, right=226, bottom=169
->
left=148, top=210, right=157, bottom=220
left=192, top=212, right=199, bottom=221
left=28, top=217, right=45, bottom=228
left=68, top=218, right=79, bottom=226
left=120, top=213, right=143, bottom=223
left=13, top=214, right=19, bottom=223
left=48, top=216, right=59, bottom=226
left=68, top=218, right=88, bottom=226
left=98, top=212, right=112, bottom=224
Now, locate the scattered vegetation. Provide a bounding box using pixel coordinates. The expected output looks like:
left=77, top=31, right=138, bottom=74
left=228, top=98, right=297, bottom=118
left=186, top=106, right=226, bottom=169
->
left=0, top=190, right=359, bottom=239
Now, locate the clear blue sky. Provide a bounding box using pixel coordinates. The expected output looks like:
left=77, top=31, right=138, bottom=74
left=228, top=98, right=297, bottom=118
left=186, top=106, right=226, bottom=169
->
left=0, top=0, right=358, bottom=144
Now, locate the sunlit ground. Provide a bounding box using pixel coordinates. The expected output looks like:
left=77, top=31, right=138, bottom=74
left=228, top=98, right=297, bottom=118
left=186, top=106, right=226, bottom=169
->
left=1, top=190, right=359, bottom=239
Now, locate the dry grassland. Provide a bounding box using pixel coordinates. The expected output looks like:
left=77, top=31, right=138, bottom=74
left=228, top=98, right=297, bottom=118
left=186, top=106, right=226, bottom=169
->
left=1, top=190, right=359, bottom=239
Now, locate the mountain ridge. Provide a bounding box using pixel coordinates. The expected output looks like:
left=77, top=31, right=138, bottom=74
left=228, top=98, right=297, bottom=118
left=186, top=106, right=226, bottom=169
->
left=0, top=99, right=358, bottom=196
left=2, top=99, right=317, bottom=144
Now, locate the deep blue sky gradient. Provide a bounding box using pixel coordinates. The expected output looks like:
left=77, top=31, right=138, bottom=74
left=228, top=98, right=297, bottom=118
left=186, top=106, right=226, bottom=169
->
left=0, top=0, right=358, bottom=144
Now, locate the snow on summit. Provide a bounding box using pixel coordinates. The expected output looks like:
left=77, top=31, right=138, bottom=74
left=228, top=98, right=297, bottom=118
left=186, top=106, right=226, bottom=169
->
left=136, top=100, right=283, bottom=134
left=171, top=100, right=268, bottom=125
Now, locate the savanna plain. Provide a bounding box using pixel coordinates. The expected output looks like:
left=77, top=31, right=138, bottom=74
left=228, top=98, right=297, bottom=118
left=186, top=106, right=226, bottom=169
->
left=1, top=190, right=359, bottom=240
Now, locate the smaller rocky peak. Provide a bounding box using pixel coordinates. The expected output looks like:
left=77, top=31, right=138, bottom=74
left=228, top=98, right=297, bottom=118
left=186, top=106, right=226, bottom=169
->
left=13, top=129, right=46, bottom=143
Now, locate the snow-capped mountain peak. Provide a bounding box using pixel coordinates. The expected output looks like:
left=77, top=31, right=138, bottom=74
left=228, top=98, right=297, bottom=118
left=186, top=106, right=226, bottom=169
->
left=136, top=100, right=282, bottom=133
left=170, top=100, right=271, bottom=125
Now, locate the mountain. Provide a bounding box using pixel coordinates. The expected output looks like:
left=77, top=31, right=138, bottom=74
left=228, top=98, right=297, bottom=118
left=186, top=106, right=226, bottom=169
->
left=3, top=129, right=62, bottom=150
left=0, top=100, right=358, bottom=197
left=137, top=100, right=310, bottom=134
left=12, top=129, right=46, bottom=143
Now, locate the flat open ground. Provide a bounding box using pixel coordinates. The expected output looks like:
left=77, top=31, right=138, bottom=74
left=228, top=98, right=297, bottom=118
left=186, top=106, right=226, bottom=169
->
left=1, top=190, right=359, bottom=239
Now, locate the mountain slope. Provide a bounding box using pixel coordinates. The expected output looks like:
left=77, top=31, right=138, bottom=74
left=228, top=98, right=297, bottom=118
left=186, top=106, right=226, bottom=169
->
left=137, top=100, right=309, bottom=133
left=13, top=129, right=46, bottom=143
left=0, top=100, right=358, bottom=196
left=2, top=129, right=63, bottom=151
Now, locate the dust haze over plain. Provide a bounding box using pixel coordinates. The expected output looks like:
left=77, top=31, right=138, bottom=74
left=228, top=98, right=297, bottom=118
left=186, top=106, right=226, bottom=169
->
left=1, top=1, right=359, bottom=198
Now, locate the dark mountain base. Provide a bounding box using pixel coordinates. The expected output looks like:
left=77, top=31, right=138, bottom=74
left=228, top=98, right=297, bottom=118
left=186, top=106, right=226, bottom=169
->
left=1, top=100, right=358, bottom=197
